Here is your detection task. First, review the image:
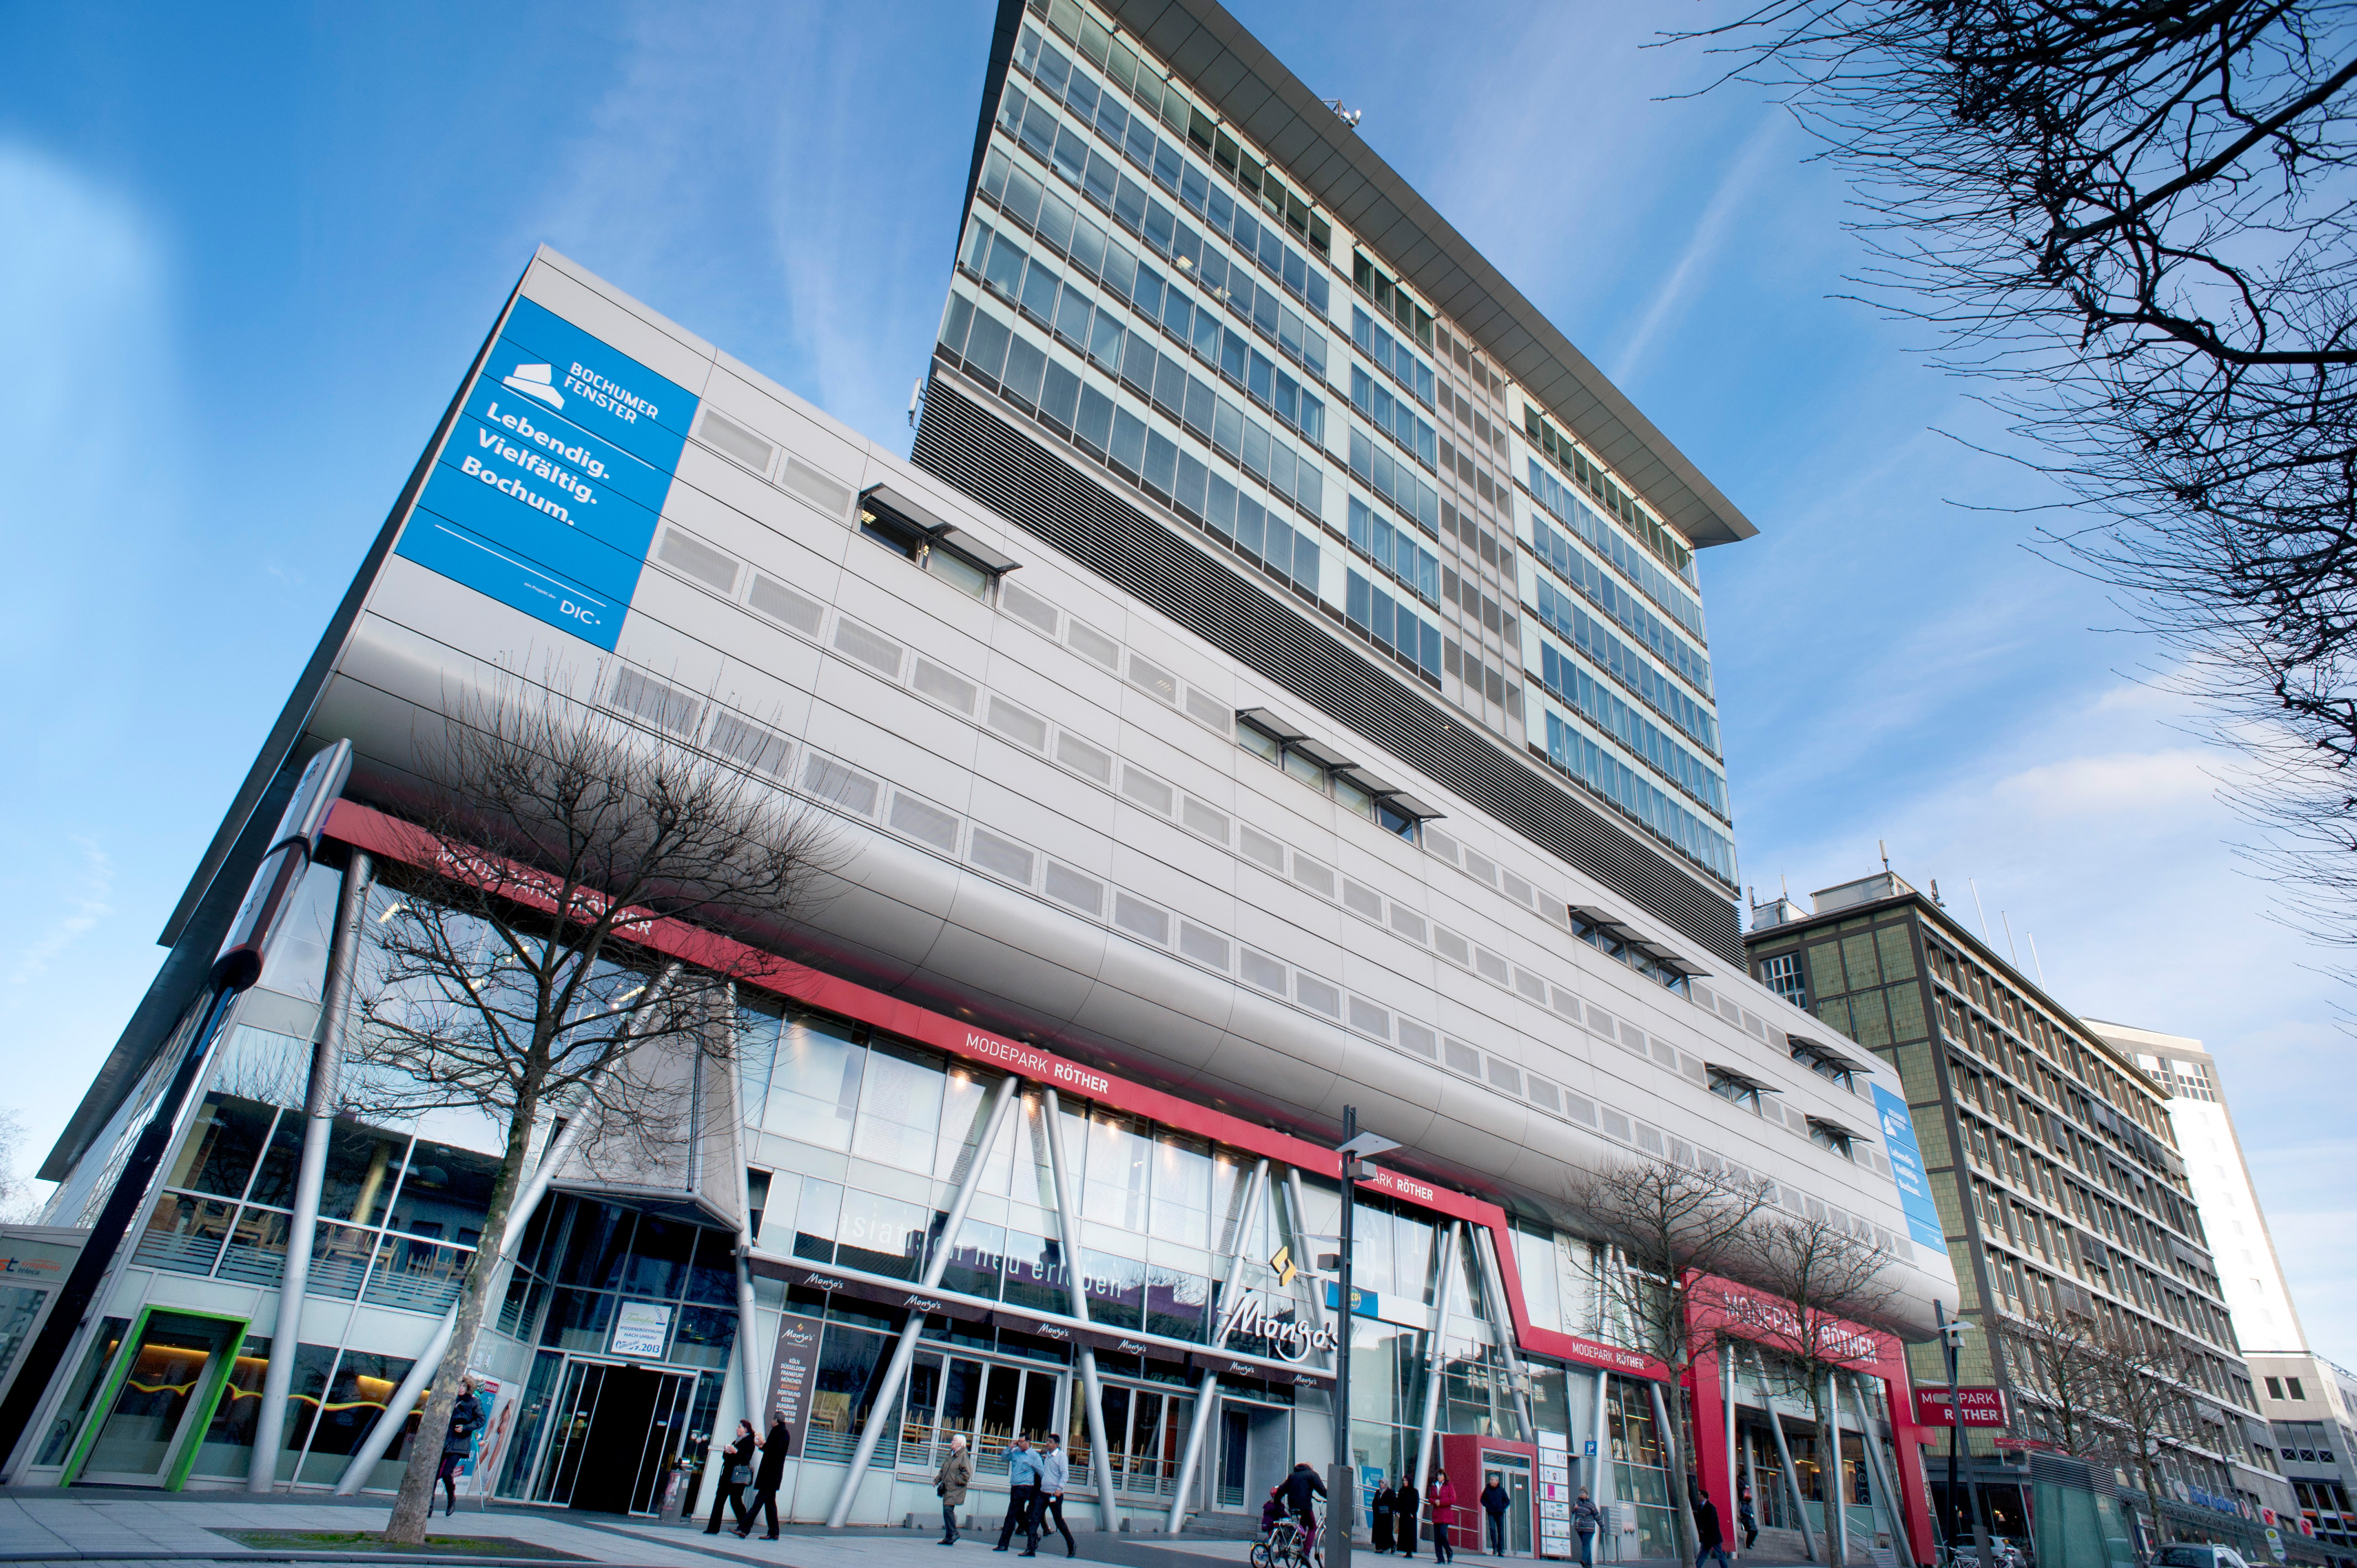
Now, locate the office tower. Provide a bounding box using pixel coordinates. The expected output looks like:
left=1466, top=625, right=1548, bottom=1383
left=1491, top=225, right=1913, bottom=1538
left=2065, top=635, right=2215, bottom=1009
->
left=1749, top=875, right=2294, bottom=1558
left=2090, top=1020, right=2356, bottom=1553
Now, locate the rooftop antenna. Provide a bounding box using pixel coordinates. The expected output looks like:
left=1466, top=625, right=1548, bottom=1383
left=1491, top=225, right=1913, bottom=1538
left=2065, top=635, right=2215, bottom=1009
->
left=1968, top=878, right=1993, bottom=945
left=2000, top=910, right=2020, bottom=967
left=1879, top=839, right=1891, bottom=874
left=2027, top=932, right=2048, bottom=987
left=1930, top=878, right=1946, bottom=908
left=1324, top=97, right=1364, bottom=128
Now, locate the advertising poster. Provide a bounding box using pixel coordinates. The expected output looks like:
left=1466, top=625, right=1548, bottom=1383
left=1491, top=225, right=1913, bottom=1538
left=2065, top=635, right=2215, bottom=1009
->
left=611, top=1301, right=673, bottom=1359
left=393, top=297, right=698, bottom=653
left=763, top=1313, right=824, bottom=1454
left=457, top=1374, right=511, bottom=1498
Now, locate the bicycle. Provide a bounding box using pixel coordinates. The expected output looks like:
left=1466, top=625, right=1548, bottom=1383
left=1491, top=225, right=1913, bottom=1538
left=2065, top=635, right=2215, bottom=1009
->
left=1252, top=1509, right=1320, bottom=1568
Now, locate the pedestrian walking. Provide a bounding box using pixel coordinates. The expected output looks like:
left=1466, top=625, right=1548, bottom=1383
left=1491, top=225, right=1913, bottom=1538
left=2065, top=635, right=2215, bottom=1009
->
left=1479, top=1473, right=1510, bottom=1556
left=996, top=1436, right=1043, bottom=1555
left=1427, top=1469, right=1458, bottom=1565
left=1036, top=1433, right=1076, bottom=1557
left=1569, top=1489, right=1600, bottom=1568
left=1736, top=1479, right=1757, bottom=1550
left=1690, top=1484, right=1731, bottom=1568
left=935, top=1435, right=973, bottom=1545
left=1394, top=1477, right=1421, bottom=1559
left=435, top=1379, right=483, bottom=1519
left=736, top=1416, right=789, bottom=1539
left=704, top=1420, right=756, bottom=1535
left=1372, top=1475, right=1397, bottom=1554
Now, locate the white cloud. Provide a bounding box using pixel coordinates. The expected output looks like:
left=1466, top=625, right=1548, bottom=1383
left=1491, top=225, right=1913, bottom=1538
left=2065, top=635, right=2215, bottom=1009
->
left=2, top=838, right=113, bottom=1000
left=1990, top=749, right=2217, bottom=819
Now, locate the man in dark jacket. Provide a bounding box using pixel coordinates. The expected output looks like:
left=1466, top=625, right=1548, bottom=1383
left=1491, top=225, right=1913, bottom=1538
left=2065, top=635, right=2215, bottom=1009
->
left=736, top=1417, right=790, bottom=1540
left=1283, top=1461, right=1327, bottom=1549
left=1480, top=1475, right=1511, bottom=1556
left=1690, top=1485, right=1730, bottom=1568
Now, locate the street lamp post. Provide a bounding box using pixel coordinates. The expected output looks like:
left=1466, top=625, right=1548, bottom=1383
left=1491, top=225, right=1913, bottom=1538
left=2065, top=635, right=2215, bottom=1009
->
left=1329, top=1108, right=1401, bottom=1568
left=1936, top=1302, right=1997, bottom=1568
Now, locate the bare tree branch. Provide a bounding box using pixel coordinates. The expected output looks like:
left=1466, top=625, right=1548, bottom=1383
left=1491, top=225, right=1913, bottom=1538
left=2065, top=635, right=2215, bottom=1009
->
left=1567, top=1158, right=1775, bottom=1565
left=356, top=673, right=838, bottom=1543
left=1722, top=1203, right=1904, bottom=1567
left=1675, top=0, right=2357, bottom=970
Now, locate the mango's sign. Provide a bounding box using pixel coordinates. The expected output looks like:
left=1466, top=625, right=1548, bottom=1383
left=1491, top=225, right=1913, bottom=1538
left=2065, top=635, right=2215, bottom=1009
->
left=1216, top=1289, right=1340, bottom=1362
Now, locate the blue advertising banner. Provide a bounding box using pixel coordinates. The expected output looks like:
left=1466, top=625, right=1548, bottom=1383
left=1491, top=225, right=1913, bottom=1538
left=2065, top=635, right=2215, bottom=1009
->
left=1873, top=1084, right=1947, bottom=1248
left=394, top=295, right=699, bottom=652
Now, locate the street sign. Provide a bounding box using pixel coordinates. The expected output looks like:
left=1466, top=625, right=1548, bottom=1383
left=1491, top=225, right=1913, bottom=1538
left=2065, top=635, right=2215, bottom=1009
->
left=1915, top=1386, right=2006, bottom=1427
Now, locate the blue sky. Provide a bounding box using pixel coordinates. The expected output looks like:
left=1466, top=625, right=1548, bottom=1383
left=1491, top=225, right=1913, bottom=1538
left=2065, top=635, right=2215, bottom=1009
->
left=5, top=3, right=2348, bottom=1358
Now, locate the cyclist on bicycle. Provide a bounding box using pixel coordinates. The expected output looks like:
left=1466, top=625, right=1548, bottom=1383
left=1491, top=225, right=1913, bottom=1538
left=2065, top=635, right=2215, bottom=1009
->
left=1283, top=1461, right=1329, bottom=1552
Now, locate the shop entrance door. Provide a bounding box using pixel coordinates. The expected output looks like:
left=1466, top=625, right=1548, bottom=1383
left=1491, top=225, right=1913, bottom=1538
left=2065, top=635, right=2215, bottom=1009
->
left=528, top=1358, right=697, bottom=1514
left=63, top=1309, right=246, bottom=1489
left=1215, top=1398, right=1291, bottom=1513
left=1480, top=1448, right=1535, bottom=1555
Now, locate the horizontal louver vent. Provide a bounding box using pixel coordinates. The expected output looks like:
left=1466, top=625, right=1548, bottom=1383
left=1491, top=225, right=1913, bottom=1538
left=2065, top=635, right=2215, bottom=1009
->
left=911, top=376, right=1740, bottom=964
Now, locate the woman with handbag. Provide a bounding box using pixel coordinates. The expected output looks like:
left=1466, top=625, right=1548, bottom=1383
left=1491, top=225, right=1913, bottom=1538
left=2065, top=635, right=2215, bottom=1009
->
left=704, top=1420, right=757, bottom=1535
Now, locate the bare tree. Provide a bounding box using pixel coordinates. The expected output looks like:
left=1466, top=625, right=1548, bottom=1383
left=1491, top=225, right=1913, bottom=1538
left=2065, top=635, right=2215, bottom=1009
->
left=1682, top=2, right=2357, bottom=960
left=353, top=678, right=835, bottom=1543
left=1567, top=1157, right=1774, bottom=1566
left=0, top=1112, right=40, bottom=1224
left=1725, top=1203, right=1902, bottom=1567
left=2003, top=1306, right=2207, bottom=1547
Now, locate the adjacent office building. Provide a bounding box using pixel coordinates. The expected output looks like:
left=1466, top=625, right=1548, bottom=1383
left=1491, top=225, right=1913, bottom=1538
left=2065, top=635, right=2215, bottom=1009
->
left=1747, top=876, right=2299, bottom=1561
left=2093, top=1019, right=2357, bottom=1559
left=3, top=1, right=1959, bottom=1558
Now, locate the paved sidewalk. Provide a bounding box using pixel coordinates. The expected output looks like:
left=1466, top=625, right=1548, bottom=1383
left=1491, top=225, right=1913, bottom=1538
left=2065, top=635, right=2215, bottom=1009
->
left=0, top=1494, right=1730, bottom=1568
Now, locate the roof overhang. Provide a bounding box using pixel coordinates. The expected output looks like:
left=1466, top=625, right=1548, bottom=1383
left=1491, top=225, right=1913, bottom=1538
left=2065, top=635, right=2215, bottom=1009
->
left=1089, top=0, right=1760, bottom=549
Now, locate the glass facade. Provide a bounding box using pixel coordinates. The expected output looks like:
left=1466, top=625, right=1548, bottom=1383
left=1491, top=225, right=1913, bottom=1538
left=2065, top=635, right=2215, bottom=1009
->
left=927, top=0, right=1736, bottom=888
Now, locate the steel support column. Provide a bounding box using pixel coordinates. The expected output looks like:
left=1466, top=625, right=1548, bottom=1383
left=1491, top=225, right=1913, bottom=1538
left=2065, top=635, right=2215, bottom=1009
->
left=1847, top=1373, right=1916, bottom=1568
left=825, top=1072, right=1024, bottom=1527
left=248, top=849, right=372, bottom=1492
left=1041, top=1087, right=1116, bottom=1529
left=1414, top=1220, right=1463, bottom=1490
left=1470, top=1226, right=1535, bottom=1441
left=1167, top=1158, right=1271, bottom=1535
left=1751, top=1345, right=1815, bottom=1563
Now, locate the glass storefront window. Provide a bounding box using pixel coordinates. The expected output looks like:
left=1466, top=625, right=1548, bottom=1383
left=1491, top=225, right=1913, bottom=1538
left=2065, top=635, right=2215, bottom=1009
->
left=164, top=1096, right=277, bottom=1198
left=384, top=1140, right=498, bottom=1244
left=934, top=1065, right=1000, bottom=1180
left=1605, top=1375, right=1676, bottom=1559
left=619, top=1215, right=696, bottom=1298
left=1145, top=1262, right=1208, bottom=1341
left=764, top=1014, right=864, bottom=1149
left=1084, top=1111, right=1151, bottom=1229
left=1003, top=1233, right=1072, bottom=1316
left=316, top=1122, right=406, bottom=1228
left=854, top=1038, right=947, bottom=1169
left=806, top=1321, right=896, bottom=1462
left=833, top=1189, right=929, bottom=1280
left=1083, top=1250, right=1146, bottom=1329
left=1149, top=1133, right=1214, bottom=1247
